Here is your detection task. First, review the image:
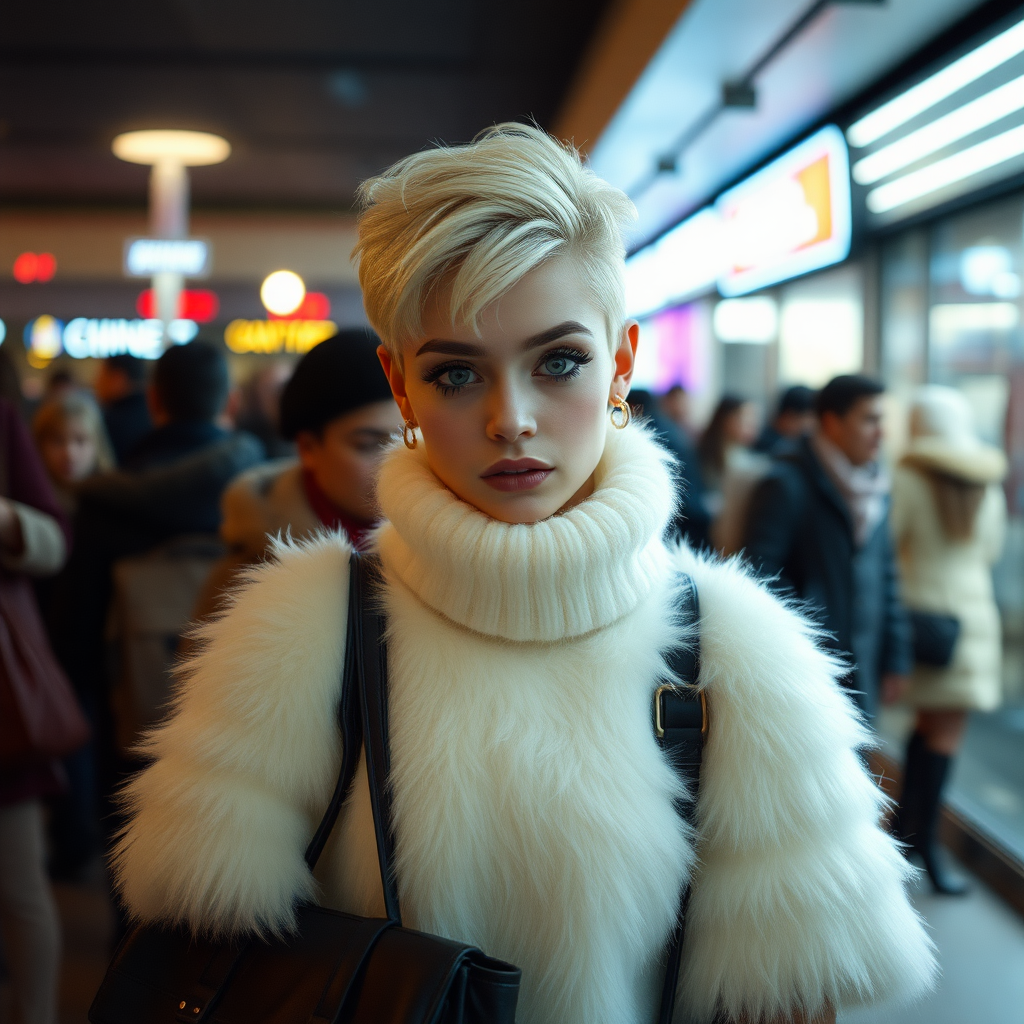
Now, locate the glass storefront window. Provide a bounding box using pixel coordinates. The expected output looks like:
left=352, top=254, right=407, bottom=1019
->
left=881, top=193, right=1024, bottom=863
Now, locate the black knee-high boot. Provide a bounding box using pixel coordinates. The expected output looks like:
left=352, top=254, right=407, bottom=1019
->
left=897, top=731, right=968, bottom=896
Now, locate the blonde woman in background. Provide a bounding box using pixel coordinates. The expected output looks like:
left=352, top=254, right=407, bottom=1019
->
left=31, top=390, right=114, bottom=881
left=32, top=390, right=115, bottom=514
left=891, top=385, right=1007, bottom=895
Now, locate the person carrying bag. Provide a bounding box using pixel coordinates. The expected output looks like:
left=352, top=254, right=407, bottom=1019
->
left=108, top=126, right=935, bottom=1024
left=92, top=552, right=705, bottom=1024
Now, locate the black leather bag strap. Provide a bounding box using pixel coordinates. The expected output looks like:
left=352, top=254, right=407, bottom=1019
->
left=655, top=572, right=705, bottom=1024
left=352, top=551, right=404, bottom=925
left=303, top=551, right=365, bottom=870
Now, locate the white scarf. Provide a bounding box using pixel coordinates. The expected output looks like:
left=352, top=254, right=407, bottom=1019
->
left=811, top=432, right=889, bottom=546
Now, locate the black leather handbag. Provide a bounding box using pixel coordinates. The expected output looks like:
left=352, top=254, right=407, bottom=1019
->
left=90, top=553, right=705, bottom=1024
left=89, top=552, right=522, bottom=1024
left=909, top=609, right=961, bottom=668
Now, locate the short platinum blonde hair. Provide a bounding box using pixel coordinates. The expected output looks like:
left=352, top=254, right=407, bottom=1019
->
left=353, top=123, right=636, bottom=355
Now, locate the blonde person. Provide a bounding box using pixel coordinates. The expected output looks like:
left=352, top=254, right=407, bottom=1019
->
left=891, top=386, right=1007, bottom=895
left=32, top=390, right=115, bottom=514
left=113, top=126, right=935, bottom=1024
left=31, top=391, right=114, bottom=880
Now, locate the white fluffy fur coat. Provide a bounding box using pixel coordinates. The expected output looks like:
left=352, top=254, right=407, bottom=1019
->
left=115, top=424, right=935, bottom=1024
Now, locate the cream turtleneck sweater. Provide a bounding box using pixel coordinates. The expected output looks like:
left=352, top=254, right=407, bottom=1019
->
left=375, top=422, right=676, bottom=642
left=115, top=422, right=936, bottom=1024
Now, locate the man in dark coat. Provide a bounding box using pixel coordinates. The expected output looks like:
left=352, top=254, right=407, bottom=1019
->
left=95, top=354, right=152, bottom=464
left=743, top=375, right=911, bottom=719
left=54, top=342, right=264, bottom=691
left=49, top=342, right=264, bottom=916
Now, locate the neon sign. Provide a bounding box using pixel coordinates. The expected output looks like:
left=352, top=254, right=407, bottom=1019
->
left=124, top=238, right=211, bottom=277
left=625, top=125, right=852, bottom=315
left=716, top=125, right=852, bottom=296
left=24, top=315, right=198, bottom=366
left=224, top=319, right=337, bottom=355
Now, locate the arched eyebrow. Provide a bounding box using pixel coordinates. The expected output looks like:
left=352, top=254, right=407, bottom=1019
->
left=415, top=320, right=593, bottom=357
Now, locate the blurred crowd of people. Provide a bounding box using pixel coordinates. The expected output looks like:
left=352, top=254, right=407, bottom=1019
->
left=655, top=374, right=1006, bottom=900
left=0, top=330, right=399, bottom=1024
left=0, top=334, right=1009, bottom=1023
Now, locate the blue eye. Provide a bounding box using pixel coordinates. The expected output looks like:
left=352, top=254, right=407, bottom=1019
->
left=541, top=355, right=574, bottom=376
left=535, top=347, right=592, bottom=380
left=424, top=363, right=482, bottom=395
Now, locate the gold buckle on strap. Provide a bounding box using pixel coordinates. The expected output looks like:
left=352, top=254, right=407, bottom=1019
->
left=654, top=685, right=708, bottom=741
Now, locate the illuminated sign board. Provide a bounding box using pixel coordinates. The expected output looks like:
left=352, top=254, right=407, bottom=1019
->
left=224, top=319, right=337, bottom=355
left=24, top=315, right=197, bottom=366
left=624, top=207, right=724, bottom=319
left=716, top=125, right=851, bottom=296
left=625, top=125, right=852, bottom=314
left=124, top=238, right=211, bottom=277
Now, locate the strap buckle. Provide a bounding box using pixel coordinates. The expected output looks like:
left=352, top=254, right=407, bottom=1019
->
left=653, top=684, right=708, bottom=741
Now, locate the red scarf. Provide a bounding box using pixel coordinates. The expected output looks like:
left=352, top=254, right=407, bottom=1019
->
left=301, top=469, right=375, bottom=550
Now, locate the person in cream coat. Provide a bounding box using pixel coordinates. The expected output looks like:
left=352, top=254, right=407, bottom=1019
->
left=892, top=385, right=1007, bottom=895
left=114, top=125, right=935, bottom=1024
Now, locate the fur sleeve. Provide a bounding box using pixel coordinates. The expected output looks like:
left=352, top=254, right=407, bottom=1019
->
left=112, top=532, right=352, bottom=937
left=672, top=547, right=937, bottom=1023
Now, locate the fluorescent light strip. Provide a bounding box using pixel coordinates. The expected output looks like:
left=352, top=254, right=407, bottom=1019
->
left=867, top=120, right=1024, bottom=213
left=853, top=72, right=1024, bottom=184
left=848, top=17, right=1024, bottom=148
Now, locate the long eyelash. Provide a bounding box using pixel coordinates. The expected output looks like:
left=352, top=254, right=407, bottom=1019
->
left=422, top=359, right=476, bottom=396
left=540, top=346, right=593, bottom=381
left=421, top=360, right=473, bottom=385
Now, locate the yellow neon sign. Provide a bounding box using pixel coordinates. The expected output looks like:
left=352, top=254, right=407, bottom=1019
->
left=224, top=319, right=337, bottom=355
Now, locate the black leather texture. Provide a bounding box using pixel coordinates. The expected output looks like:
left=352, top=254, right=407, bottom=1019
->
left=908, top=609, right=960, bottom=668
left=655, top=572, right=704, bottom=1024
left=89, top=551, right=521, bottom=1024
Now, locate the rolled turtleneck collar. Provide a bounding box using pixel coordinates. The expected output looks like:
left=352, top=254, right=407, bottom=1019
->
left=374, top=422, right=677, bottom=642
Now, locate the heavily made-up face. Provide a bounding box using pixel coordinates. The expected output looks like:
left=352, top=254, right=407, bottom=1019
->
left=378, top=256, right=638, bottom=524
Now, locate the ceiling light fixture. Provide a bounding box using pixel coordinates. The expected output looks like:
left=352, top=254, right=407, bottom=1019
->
left=261, top=270, right=306, bottom=317
left=853, top=72, right=1024, bottom=184
left=866, top=120, right=1024, bottom=213
left=112, top=130, right=231, bottom=167
left=848, top=17, right=1024, bottom=148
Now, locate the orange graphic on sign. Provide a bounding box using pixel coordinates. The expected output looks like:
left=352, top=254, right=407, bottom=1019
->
left=796, top=155, right=833, bottom=250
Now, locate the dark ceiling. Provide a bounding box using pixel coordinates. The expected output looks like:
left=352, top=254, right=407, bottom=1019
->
left=0, top=0, right=611, bottom=211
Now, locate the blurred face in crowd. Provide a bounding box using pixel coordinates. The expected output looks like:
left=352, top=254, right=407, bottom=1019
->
left=820, top=395, right=885, bottom=467
left=660, top=387, right=690, bottom=430
left=725, top=402, right=759, bottom=448
left=94, top=364, right=134, bottom=406
left=296, top=400, right=402, bottom=523
left=39, top=418, right=98, bottom=485
left=776, top=408, right=816, bottom=439
left=378, top=257, right=638, bottom=524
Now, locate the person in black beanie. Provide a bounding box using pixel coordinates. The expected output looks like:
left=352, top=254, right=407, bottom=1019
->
left=194, top=328, right=401, bottom=618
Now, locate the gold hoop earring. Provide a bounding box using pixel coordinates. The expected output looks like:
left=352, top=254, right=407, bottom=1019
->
left=609, top=395, right=631, bottom=430
left=402, top=420, right=418, bottom=449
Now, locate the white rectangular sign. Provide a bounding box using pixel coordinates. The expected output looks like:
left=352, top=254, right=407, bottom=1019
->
left=124, top=238, right=211, bottom=277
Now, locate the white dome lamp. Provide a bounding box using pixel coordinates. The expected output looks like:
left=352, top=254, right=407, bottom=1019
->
left=113, top=130, right=231, bottom=338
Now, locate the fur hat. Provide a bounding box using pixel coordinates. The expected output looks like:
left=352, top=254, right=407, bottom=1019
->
left=902, top=385, right=1006, bottom=484
left=279, top=328, right=394, bottom=440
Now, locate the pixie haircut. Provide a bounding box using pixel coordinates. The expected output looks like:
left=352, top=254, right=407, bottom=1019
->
left=354, top=123, right=636, bottom=355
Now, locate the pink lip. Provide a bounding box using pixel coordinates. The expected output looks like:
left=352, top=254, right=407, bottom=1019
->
left=481, top=458, right=553, bottom=492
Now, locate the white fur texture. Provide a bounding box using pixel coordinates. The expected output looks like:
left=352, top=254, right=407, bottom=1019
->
left=114, top=424, right=935, bottom=1024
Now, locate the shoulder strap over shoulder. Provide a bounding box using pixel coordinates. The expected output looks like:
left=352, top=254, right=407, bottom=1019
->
left=655, top=571, right=705, bottom=1024
left=303, top=550, right=365, bottom=870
